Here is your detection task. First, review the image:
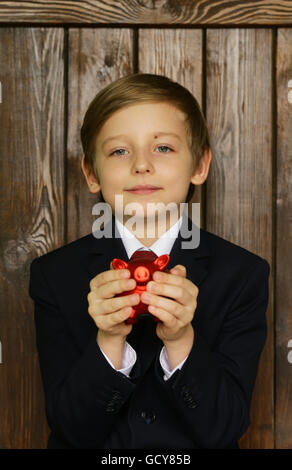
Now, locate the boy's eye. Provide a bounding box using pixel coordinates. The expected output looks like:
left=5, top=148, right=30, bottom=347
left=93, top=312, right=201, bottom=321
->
left=109, top=145, right=173, bottom=157
left=109, top=148, right=128, bottom=156
left=156, top=145, right=173, bottom=153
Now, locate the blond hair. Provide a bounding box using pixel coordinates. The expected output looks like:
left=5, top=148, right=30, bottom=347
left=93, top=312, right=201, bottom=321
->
left=81, top=73, right=211, bottom=202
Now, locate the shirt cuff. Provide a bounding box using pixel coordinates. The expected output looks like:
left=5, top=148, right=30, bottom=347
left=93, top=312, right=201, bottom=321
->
left=99, top=340, right=137, bottom=378
left=160, top=345, right=189, bottom=381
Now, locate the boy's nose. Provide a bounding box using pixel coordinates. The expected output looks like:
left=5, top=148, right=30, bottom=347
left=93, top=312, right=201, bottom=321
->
left=134, top=167, right=151, bottom=173
left=132, top=156, right=153, bottom=173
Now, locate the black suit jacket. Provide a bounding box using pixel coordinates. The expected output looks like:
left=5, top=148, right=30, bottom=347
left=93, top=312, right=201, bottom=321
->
left=29, top=215, right=270, bottom=449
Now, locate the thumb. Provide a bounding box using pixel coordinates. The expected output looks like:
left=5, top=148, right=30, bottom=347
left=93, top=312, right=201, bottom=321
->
left=171, top=264, right=186, bottom=276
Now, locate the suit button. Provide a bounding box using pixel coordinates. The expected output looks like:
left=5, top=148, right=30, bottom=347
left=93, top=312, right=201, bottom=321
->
left=184, top=396, right=198, bottom=408
left=141, top=410, right=156, bottom=424
left=105, top=403, right=118, bottom=412
left=105, top=390, right=124, bottom=413
left=111, top=390, right=122, bottom=399
left=180, top=385, right=198, bottom=408
left=111, top=390, right=124, bottom=404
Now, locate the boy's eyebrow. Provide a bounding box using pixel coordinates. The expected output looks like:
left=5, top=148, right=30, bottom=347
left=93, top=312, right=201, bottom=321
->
left=101, top=132, right=181, bottom=148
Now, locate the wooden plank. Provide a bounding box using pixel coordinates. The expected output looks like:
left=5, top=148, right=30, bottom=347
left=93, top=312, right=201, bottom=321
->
left=0, top=1, right=292, bottom=25
left=67, top=28, right=134, bottom=241
left=276, top=28, right=292, bottom=449
left=138, top=28, right=204, bottom=225
left=206, top=28, right=273, bottom=448
left=0, top=28, right=64, bottom=448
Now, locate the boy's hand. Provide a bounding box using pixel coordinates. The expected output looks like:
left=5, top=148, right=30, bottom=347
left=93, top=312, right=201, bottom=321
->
left=87, top=262, right=139, bottom=339
left=141, top=264, right=198, bottom=343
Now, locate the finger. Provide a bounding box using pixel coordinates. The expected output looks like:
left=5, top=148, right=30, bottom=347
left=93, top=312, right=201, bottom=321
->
left=170, top=264, right=186, bottom=277
left=142, top=291, right=189, bottom=322
left=146, top=281, right=191, bottom=307
left=90, top=268, right=130, bottom=291
left=143, top=288, right=195, bottom=324
left=153, top=269, right=198, bottom=297
left=101, top=292, right=140, bottom=315
left=104, top=306, right=136, bottom=329
left=100, top=277, right=137, bottom=300
left=148, top=304, right=183, bottom=329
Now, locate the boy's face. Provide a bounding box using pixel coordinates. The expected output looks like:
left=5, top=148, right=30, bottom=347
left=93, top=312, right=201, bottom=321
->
left=82, top=101, right=211, bottom=225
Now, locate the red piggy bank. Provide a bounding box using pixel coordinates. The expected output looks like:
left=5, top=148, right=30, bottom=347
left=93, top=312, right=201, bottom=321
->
left=112, top=253, right=170, bottom=324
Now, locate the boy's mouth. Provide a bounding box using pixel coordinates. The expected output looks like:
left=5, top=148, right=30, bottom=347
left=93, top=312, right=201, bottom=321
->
left=125, top=185, right=162, bottom=195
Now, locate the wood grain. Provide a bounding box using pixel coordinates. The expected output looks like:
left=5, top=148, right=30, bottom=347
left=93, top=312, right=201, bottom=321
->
left=205, top=28, right=273, bottom=448
left=0, top=8, right=291, bottom=449
left=138, top=28, right=204, bottom=226
left=0, top=1, right=292, bottom=25
left=276, top=28, right=292, bottom=449
left=67, top=28, right=134, bottom=241
left=0, top=28, right=64, bottom=448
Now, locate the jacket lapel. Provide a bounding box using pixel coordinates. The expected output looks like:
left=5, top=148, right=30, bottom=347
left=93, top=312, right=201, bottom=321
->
left=87, top=216, right=129, bottom=279
left=168, top=213, right=211, bottom=288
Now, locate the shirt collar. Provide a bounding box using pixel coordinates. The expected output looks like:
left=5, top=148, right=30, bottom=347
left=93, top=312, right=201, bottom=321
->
left=115, top=215, right=183, bottom=259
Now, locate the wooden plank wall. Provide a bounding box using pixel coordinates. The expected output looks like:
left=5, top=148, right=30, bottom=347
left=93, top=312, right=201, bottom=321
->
left=0, top=1, right=291, bottom=25
left=0, top=0, right=291, bottom=449
left=206, top=29, right=274, bottom=449
left=0, top=28, right=65, bottom=448
left=276, top=29, right=292, bottom=449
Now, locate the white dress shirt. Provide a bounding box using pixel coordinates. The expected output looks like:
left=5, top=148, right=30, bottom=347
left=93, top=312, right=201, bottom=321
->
left=99, top=215, right=189, bottom=381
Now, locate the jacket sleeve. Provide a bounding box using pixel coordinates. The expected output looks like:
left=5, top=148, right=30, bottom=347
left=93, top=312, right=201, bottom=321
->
left=155, top=258, right=270, bottom=449
left=29, top=256, right=138, bottom=449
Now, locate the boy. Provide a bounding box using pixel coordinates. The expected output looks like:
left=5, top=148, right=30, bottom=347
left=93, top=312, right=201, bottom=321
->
left=29, top=73, right=270, bottom=449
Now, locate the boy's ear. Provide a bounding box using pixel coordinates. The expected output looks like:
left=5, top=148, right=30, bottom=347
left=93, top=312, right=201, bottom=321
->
left=190, top=147, right=212, bottom=186
left=81, top=154, right=101, bottom=194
